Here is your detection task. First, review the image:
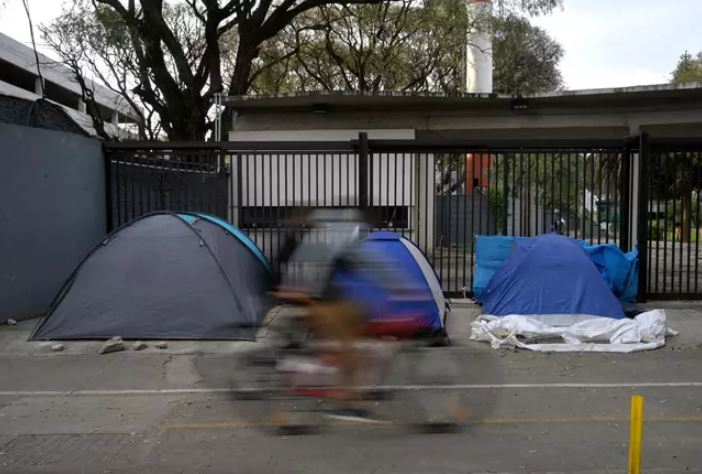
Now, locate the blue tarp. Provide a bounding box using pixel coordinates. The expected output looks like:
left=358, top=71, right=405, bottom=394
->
left=482, top=234, right=625, bottom=318
left=473, top=235, right=638, bottom=303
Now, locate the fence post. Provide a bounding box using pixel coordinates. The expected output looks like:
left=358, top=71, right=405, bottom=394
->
left=103, top=144, right=113, bottom=234
left=619, top=144, right=632, bottom=251
left=358, top=132, right=369, bottom=209
left=637, top=133, right=650, bottom=302
left=502, top=153, right=509, bottom=235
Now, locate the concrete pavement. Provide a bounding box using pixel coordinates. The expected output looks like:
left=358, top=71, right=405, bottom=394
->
left=1, top=303, right=701, bottom=473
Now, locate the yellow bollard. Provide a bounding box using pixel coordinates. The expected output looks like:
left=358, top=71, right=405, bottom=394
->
left=628, top=394, right=645, bottom=474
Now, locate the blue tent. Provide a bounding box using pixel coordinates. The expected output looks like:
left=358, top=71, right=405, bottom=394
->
left=473, top=235, right=638, bottom=303
left=328, top=232, right=445, bottom=330
left=482, top=233, right=625, bottom=319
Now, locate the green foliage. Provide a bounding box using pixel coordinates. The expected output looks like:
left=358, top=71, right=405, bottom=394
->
left=487, top=186, right=508, bottom=228
left=250, top=0, right=565, bottom=96
left=672, top=51, right=702, bottom=84
left=492, top=14, right=563, bottom=94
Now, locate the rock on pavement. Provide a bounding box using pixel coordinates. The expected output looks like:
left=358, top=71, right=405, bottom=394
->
left=100, top=336, right=126, bottom=354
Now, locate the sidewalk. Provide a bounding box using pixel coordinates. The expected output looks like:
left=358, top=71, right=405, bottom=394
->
left=1, top=302, right=701, bottom=473
left=3, top=301, right=698, bottom=358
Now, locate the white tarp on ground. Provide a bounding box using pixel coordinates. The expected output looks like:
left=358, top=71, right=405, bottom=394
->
left=470, top=310, right=677, bottom=353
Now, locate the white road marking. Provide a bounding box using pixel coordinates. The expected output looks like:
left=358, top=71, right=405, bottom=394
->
left=2, top=381, right=702, bottom=397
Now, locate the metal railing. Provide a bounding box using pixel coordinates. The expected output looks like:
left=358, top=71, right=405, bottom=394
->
left=104, top=135, right=702, bottom=300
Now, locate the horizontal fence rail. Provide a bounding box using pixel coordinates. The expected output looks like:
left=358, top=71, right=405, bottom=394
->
left=104, top=136, right=702, bottom=300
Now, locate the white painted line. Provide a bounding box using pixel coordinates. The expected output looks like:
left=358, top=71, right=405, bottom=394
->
left=2, top=381, right=702, bottom=397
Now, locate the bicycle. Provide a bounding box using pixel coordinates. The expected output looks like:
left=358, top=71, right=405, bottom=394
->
left=233, top=293, right=469, bottom=435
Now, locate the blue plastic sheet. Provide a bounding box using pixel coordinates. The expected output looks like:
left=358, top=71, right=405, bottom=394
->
left=473, top=235, right=639, bottom=303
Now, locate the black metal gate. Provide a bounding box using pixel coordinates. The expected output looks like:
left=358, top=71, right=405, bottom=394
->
left=105, top=143, right=228, bottom=229
left=639, top=136, right=702, bottom=299
left=104, top=136, right=702, bottom=299
left=366, top=139, right=632, bottom=295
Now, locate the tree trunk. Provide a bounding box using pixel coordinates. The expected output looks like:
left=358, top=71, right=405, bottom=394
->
left=221, top=40, right=259, bottom=139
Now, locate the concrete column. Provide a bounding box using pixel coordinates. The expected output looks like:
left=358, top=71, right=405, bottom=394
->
left=77, top=98, right=86, bottom=113
left=412, top=153, right=435, bottom=254
left=111, top=111, right=119, bottom=125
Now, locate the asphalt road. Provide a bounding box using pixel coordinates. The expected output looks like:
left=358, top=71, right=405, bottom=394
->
left=1, top=306, right=702, bottom=473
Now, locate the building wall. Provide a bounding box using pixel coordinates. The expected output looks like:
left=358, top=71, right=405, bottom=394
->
left=0, top=123, right=106, bottom=321
left=231, top=101, right=702, bottom=140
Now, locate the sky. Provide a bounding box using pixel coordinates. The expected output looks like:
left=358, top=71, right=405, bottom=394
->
left=0, top=0, right=701, bottom=90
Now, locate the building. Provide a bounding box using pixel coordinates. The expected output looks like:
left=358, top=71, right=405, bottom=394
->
left=0, top=32, right=138, bottom=137
left=222, top=84, right=702, bottom=247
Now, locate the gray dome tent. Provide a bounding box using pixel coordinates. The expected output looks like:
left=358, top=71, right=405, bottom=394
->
left=31, top=212, right=272, bottom=340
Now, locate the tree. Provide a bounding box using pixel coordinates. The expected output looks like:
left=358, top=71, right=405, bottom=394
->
left=44, top=0, right=561, bottom=140
left=249, top=0, right=563, bottom=96
left=672, top=51, right=702, bottom=84
left=43, top=0, right=392, bottom=141
left=492, top=13, right=562, bottom=94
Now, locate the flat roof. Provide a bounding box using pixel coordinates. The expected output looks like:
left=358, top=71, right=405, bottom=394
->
left=222, top=83, right=702, bottom=112
left=0, top=32, right=138, bottom=120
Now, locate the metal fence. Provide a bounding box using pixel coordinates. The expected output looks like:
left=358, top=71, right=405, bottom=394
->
left=367, top=140, right=631, bottom=295
left=642, top=137, right=702, bottom=299
left=106, top=144, right=228, bottom=229
left=105, top=135, right=702, bottom=300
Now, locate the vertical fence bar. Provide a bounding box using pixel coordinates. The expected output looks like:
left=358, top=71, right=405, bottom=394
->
left=605, top=157, right=612, bottom=244
left=358, top=133, right=368, bottom=211
left=507, top=153, right=521, bottom=236
left=460, top=152, right=467, bottom=290
left=517, top=152, right=523, bottom=235
left=147, top=153, right=153, bottom=215
left=268, top=153, right=273, bottom=260
left=589, top=153, right=595, bottom=243
left=437, top=155, right=444, bottom=286
left=596, top=154, right=603, bottom=244
left=614, top=152, right=622, bottom=246
left=384, top=153, right=391, bottom=229
left=425, top=154, right=430, bottom=262
left=526, top=153, right=531, bottom=236
left=695, top=152, right=701, bottom=293
left=469, top=152, right=476, bottom=287
left=653, top=150, right=660, bottom=294
left=566, top=153, right=571, bottom=237
left=687, top=152, right=693, bottom=294
left=575, top=152, right=581, bottom=240
left=401, top=153, right=406, bottom=237
left=277, top=153, right=282, bottom=272
left=339, top=152, right=343, bottom=210
left=347, top=151, right=351, bottom=209
left=637, top=133, right=650, bottom=301
left=620, top=148, right=631, bottom=250
left=534, top=153, right=543, bottom=235
left=236, top=153, right=243, bottom=228
left=672, top=155, right=686, bottom=292
left=256, top=153, right=262, bottom=251
left=647, top=151, right=654, bottom=294
left=558, top=153, right=568, bottom=234
left=408, top=153, right=413, bottom=241
left=393, top=153, right=399, bottom=230
left=663, top=152, right=670, bottom=293
left=550, top=152, right=556, bottom=234
left=502, top=153, right=509, bottom=235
